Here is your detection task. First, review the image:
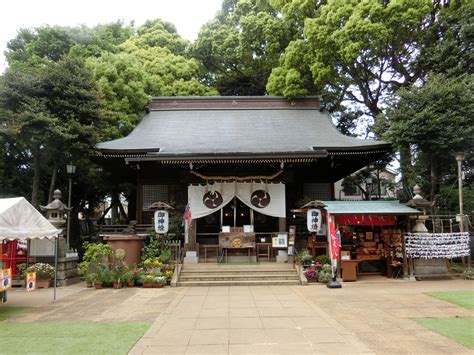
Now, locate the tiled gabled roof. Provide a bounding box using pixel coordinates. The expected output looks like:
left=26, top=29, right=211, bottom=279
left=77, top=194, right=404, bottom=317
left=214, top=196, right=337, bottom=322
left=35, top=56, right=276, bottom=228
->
left=96, top=96, right=391, bottom=160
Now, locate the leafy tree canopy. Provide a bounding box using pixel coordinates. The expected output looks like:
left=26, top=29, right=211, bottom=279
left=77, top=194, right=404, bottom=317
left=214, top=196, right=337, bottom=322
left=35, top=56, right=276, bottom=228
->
left=268, top=0, right=438, bottom=117
left=377, top=73, right=474, bottom=200
left=192, top=0, right=294, bottom=95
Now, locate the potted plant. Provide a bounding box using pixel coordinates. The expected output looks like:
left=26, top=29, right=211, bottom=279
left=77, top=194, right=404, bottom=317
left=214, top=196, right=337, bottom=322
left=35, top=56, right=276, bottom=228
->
left=123, top=270, right=134, bottom=287
left=26, top=263, right=55, bottom=288
left=112, top=264, right=126, bottom=289
left=80, top=242, right=113, bottom=288
left=159, top=249, right=172, bottom=264
left=94, top=267, right=106, bottom=289
left=163, top=270, right=174, bottom=285
left=318, top=264, right=332, bottom=284
left=298, top=250, right=313, bottom=267
left=303, top=268, right=318, bottom=282
left=85, top=273, right=97, bottom=287
left=133, top=267, right=144, bottom=286
left=141, top=272, right=166, bottom=288
left=102, top=270, right=113, bottom=287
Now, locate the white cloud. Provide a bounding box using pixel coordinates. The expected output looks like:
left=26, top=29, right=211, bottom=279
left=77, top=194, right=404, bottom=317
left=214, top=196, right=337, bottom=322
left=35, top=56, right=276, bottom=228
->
left=0, top=0, right=222, bottom=72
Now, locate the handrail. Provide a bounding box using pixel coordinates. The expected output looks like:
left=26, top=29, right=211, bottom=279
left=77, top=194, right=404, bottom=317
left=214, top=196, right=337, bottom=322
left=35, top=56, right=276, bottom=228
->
left=217, top=249, right=225, bottom=264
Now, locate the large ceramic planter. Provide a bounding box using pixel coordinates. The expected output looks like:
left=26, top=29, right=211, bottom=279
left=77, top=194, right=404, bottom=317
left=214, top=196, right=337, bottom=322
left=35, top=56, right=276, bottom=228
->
left=36, top=279, right=51, bottom=288
left=113, top=281, right=123, bottom=289
left=127, top=281, right=135, bottom=287
left=94, top=281, right=103, bottom=289
left=103, top=235, right=144, bottom=266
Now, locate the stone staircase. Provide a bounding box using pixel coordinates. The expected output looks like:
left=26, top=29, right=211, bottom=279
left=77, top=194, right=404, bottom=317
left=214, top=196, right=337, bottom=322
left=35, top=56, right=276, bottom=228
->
left=177, top=263, right=301, bottom=286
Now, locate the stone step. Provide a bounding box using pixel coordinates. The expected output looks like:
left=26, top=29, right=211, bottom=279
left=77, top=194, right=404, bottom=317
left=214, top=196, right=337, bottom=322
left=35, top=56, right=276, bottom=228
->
left=182, top=263, right=293, bottom=270
left=179, top=274, right=299, bottom=281
left=178, top=264, right=300, bottom=287
left=178, top=279, right=300, bottom=287
left=180, top=270, right=297, bottom=275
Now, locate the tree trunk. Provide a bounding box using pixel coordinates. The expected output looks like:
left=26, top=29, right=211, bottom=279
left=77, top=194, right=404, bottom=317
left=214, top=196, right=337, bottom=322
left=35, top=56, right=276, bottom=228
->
left=48, top=160, right=58, bottom=203
left=111, top=193, right=119, bottom=224
left=31, top=144, right=41, bottom=208
left=399, top=143, right=412, bottom=198
left=430, top=153, right=439, bottom=202
left=117, top=198, right=128, bottom=222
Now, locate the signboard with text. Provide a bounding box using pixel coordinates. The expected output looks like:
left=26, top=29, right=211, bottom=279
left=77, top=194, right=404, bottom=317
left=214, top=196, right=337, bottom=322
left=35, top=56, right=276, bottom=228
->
left=154, top=210, right=169, bottom=234
left=307, top=209, right=322, bottom=232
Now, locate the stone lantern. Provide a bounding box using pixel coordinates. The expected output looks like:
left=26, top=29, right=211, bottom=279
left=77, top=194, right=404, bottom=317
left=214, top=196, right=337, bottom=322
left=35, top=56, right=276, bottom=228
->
left=40, top=189, right=70, bottom=229
left=39, top=189, right=79, bottom=285
left=406, top=185, right=434, bottom=232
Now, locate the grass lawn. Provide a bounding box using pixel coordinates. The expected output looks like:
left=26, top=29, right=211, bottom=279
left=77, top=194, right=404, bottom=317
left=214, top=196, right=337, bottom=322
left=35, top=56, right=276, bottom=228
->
left=426, top=291, right=474, bottom=310
left=0, top=306, right=31, bottom=321
left=0, top=321, right=152, bottom=354
left=418, top=291, right=474, bottom=349
left=416, top=317, right=474, bottom=349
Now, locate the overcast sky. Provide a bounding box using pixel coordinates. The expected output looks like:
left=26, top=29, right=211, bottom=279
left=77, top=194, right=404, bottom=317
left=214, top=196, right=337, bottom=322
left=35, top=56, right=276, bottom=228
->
left=0, top=0, right=223, bottom=73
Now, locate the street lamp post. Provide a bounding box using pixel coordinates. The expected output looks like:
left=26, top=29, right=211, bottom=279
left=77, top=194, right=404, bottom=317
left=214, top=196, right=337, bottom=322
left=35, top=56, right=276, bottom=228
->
left=454, top=153, right=465, bottom=233
left=66, top=163, right=76, bottom=247
left=454, top=153, right=469, bottom=269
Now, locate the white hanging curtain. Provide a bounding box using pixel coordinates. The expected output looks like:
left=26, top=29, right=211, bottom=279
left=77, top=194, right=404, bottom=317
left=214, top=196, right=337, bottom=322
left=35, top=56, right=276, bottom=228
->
left=188, top=183, right=236, bottom=220
left=188, top=182, right=286, bottom=220
left=236, top=182, right=285, bottom=218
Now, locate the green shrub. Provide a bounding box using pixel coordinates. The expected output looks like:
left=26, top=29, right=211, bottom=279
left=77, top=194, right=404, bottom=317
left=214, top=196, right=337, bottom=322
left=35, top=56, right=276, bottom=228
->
left=321, top=264, right=332, bottom=273
left=79, top=242, right=113, bottom=277
left=318, top=272, right=331, bottom=283
left=315, top=255, right=330, bottom=265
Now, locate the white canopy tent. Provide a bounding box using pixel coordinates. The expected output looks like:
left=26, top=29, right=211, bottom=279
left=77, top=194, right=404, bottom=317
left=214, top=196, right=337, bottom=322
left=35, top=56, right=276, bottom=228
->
left=0, top=197, right=61, bottom=300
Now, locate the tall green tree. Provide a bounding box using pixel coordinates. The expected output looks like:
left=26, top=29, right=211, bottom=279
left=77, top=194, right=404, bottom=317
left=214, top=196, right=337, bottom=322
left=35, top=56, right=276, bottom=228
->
left=268, top=0, right=436, bottom=115
left=267, top=0, right=473, bottom=194
left=377, top=74, right=474, bottom=201
left=5, top=21, right=134, bottom=66
left=0, top=57, right=111, bottom=208
left=192, top=0, right=293, bottom=95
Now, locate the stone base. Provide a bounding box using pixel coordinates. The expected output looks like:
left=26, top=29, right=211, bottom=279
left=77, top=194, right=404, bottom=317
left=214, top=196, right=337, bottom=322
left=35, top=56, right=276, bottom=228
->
left=57, top=276, right=82, bottom=287
left=184, top=251, right=199, bottom=264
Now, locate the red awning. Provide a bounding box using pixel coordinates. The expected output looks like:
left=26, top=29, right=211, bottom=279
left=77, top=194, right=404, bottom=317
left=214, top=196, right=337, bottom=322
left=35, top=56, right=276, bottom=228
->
left=335, top=214, right=397, bottom=226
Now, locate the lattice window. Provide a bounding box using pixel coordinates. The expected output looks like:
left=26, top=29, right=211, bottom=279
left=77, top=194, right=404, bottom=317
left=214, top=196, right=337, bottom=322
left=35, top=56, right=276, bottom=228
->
left=303, top=183, right=332, bottom=200
left=142, top=185, right=169, bottom=211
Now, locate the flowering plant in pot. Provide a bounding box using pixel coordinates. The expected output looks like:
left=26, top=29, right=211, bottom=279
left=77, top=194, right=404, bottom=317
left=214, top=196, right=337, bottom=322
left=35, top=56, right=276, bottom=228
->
left=163, top=270, right=174, bottom=284
left=143, top=258, right=163, bottom=270
left=26, top=263, right=54, bottom=288
left=303, top=268, right=318, bottom=282
left=318, top=264, right=332, bottom=284
left=140, top=272, right=166, bottom=288
left=26, top=263, right=54, bottom=280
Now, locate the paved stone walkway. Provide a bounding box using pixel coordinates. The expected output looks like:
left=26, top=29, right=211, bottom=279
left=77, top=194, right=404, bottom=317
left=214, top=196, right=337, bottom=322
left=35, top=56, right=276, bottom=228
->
left=3, top=278, right=473, bottom=354
left=296, top=277, right=473, bottom=354
left=130, top=285, right=373, bottom=354
left=130, top=278, right=473, bottom=354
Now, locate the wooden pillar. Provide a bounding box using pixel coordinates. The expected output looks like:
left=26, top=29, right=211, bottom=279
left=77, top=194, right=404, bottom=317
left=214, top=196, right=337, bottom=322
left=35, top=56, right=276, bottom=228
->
left=402, top=218, right=409, bottom=278
left=188, top=220, right=197, bottom=251
left=278, top=217, right=286, bottom=232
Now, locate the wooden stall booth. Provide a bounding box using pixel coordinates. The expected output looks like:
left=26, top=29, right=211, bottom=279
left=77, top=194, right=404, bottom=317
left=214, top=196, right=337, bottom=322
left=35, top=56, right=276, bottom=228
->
left=322, top=201, right=420, bottom=281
